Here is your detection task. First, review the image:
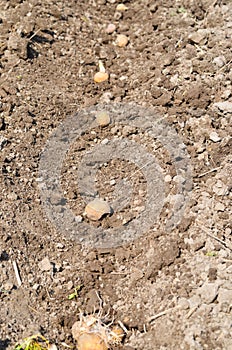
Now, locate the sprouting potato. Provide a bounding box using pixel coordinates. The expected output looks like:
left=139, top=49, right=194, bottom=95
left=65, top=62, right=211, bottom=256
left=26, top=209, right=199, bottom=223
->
left=72, top=313, right=124, bottom=349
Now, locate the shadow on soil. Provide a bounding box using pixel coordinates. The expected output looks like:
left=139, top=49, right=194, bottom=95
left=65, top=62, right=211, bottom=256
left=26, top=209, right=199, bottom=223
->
left=0, top=340, right=11, bottom=350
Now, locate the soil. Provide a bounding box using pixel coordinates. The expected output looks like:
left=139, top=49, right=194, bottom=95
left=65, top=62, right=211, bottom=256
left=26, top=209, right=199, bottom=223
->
left=0, top=0, right=232, bottom=350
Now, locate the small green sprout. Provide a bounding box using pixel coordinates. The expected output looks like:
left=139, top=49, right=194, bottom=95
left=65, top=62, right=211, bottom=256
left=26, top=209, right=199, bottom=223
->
left=206, top=251, right=217, bottom=257
left=177, top=7, right=186, bottom=13
left=14, top=334, right=50, bottom=350
left=68, top=285, right=83, bottom=300
left=0, top=288, right=9, bottom=294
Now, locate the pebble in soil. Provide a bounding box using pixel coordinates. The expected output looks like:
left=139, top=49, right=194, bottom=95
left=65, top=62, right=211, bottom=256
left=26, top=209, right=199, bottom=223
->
left=105, top=23, right=116, bottom=34
left=115, top=34, right=129, bottom=47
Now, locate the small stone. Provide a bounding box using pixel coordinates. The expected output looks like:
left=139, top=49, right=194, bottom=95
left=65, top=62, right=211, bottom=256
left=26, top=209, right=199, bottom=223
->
left=32, top=284, right=40, bottom=291
left=110, top=179, right=116, bottom=185
left=164, top=175, right=172, bottom=182
left=105, top=23, right=116, bottom=34
left=213, top=180, right=228, bottom=196
left=38, top=257, right=52, bottom=271
left=99, top=92, right=113, bottom=103
left=214, top=202, right=225, bottom=211
left=213, top=101, right=232, bottom=113
left=7, top=192, right=18, bottom=201
left=55, top=262, right=62, bottom=272
left=94, top=71, right=109, bottom=83
left=75, top=215, right=83, bottom=223
left=188, top=29, right=208, bottom=44
left=198, top=282, right=219, bottom=304
left=96, top=111, right=111, bottom=127
left=198, top=153, right=205, bottom=160
left=217, top=288, right=232, bottom=305
left=209, top=131, right=221, bottom=142
left=213, top=55, right=226, bottom=68
left=4, top=281, right=14, bottom=291
left=178, top=298, right=190, bottom=310
left=56, top=243, right=64, bottom=249
left=191, top=236, right=206, bottom=252
left=115, top=34, right=129, bottom=47
left=0, top=136, right=7, bottom=150
left=101, top=138, right=109, bottom=145
left=85, top=198, right=112, bottom=221
left=221, top=89, right=231, bottom=99
left=116, top=4, right=128, bottom=11
left=173, top=175, right=186, bottom=184
left=67, top=281, right=73, bottom=290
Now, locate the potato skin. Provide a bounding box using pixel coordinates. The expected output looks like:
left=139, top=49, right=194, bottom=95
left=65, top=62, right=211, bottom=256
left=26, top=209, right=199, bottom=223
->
left=94, top=72, right=109, bottom=83
left=77, top=333, right=108, bottom=350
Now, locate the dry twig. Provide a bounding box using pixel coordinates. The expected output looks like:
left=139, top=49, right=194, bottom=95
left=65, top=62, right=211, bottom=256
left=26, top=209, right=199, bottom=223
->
left=149, top=306, right=180, bottom=323
left=12, top=260, right=22, bottom=287
left=198, top=166, right=222, bottom=178
left=197, top=225, right=232, bottom=252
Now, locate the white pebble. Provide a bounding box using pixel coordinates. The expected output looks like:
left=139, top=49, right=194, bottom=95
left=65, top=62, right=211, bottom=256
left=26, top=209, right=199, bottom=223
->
left=209, top=131, right=221, bottom=142
left=38, top=257, right=52, bottom=272
left=105, top=23, right=116, bottom=34
left=164, top=175, right=172, bottom=182
left=101, top=138, right=109, bottom=145
left=214, top=202, right=225, bottom=211
left=213, top=55, right=226, bottom=68
left=75, top=215, right=83, bottom=223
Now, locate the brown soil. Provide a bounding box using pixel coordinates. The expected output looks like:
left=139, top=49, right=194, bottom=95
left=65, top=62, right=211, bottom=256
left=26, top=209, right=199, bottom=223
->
left=0, top=1, right=231, bottom=349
